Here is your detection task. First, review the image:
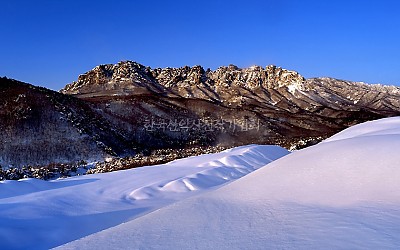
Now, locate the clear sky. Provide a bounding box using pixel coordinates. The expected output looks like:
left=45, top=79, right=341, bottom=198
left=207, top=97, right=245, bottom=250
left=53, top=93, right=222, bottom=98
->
left=1, top=0, right=400, bottom=90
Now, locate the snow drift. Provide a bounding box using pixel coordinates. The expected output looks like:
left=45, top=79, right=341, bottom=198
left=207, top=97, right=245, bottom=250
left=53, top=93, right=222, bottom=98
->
left=59, top=117, right=400, bottom=249
left=0, top=145, right=288, bottom=249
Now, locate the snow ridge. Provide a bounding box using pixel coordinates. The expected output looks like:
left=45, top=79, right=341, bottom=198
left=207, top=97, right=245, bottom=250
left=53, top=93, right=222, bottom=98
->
left=0, top=145, right=288, bottom=249
left=128, top=147, right=281, bottom=200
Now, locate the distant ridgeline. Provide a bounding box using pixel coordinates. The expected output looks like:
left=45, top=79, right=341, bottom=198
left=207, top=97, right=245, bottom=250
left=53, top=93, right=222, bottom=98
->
left=1, top=61, right=400, bottom=168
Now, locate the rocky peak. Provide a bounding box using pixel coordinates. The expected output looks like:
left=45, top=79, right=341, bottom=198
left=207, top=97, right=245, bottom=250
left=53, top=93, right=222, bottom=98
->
left=61, top=61, right=307, bottom=96
left=152, top=65, right=207, bottom=88
left=62, top=61, right=159, bottom=95
left=110, top=61, right=152, bottom=80
left=206, top=64, right=305, bottom=91
left=59, top=61, right=400, bottom=114
left=264, top=65, right=306, bottom=89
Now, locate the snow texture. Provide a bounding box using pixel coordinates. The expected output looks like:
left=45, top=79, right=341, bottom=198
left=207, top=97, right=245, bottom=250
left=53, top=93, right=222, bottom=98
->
left=58, top=117, right=400, bottom=249
left=0, top=145, right=288, bottom=249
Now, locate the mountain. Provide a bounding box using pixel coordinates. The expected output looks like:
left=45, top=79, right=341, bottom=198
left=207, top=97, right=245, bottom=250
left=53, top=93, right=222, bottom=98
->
left=2, top=61, right=400, bottom=167
left=62, top=61, right=400, bottom=149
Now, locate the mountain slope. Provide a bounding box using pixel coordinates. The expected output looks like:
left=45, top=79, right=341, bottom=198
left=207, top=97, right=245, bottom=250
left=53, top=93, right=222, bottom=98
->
left=59, top=117, right=400, bottom=249
left=0, top=77, right=134, bottom=167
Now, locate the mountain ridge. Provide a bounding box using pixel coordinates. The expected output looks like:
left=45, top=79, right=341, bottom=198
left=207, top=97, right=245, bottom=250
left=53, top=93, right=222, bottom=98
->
left=61, top=61, right=400, bottom=114
left=62, top=60, right=400, bottom=96
left=59, top=60, right=400, bottom=153
left=1, top=61, right=400, bottom=167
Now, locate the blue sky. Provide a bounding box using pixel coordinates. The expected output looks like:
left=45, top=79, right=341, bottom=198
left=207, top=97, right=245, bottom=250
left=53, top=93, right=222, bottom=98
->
left=1, top=0, right=400, bottom=90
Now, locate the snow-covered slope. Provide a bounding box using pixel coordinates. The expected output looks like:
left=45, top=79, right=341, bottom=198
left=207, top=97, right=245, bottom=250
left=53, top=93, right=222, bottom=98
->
left=0, top=145, right=288, bottom=249
left=323, top=116, right=400, bottom=143
left=59, top=117, right=400, bottom=249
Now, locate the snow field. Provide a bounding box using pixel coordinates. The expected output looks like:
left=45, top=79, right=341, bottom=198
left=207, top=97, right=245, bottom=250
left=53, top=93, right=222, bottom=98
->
left=59, top=117, right=400, bottom=249
left=0, top=145, right=288, bottom=249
